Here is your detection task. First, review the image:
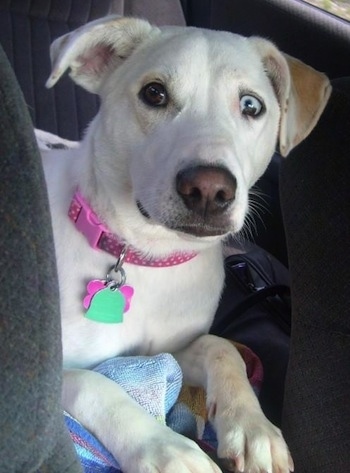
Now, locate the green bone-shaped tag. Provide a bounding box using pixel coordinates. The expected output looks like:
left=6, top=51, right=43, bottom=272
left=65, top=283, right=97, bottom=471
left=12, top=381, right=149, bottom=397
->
left=85, top=287, right=125, bottom=324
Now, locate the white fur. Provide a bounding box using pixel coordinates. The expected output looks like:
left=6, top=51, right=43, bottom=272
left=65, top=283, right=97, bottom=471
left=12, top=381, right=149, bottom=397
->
left=43, top=16, right=331, bottom=473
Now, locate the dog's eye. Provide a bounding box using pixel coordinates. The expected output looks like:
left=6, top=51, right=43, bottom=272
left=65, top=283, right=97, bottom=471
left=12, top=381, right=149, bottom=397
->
left=140, top=82, right=168, bottom=107
left=240, top=94, right=264, bottom=117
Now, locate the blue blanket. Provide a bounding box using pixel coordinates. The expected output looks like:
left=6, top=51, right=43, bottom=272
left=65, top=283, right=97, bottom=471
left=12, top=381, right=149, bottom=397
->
left=65, top=348, right=263, bottom=472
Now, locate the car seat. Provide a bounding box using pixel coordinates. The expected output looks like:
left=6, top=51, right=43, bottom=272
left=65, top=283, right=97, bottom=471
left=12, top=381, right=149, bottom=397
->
left=280, top=79, right=350, bottom=472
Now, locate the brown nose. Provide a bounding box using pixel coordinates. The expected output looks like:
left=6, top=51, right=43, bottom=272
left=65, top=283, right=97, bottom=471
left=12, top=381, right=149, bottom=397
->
left=176, top=165, right=236, bottom=217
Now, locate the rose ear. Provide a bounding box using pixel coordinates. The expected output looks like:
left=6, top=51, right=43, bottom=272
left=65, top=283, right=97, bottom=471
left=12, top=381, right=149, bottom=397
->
left=250, top=38, right=332, bottom=157
left=279, top=54, right=332, bottom=156
left=46, top=15, right=158, bottom=93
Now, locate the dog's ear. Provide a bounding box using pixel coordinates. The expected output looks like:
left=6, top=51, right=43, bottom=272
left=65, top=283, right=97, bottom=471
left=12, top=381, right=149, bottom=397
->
left=250, top=38, right=331, bottom=157
left=46, top=15, right=158, bottom=93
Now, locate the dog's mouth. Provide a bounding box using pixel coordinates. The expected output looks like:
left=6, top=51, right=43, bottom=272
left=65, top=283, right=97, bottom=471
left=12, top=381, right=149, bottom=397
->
left=136, top=200, right=230, bottom=237
left=136, top=200, right=151, bottom=219
left=170, top=222, right=230, bottom=237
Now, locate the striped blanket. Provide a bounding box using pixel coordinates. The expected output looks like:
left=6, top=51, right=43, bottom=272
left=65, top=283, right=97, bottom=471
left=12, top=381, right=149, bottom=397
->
left=64, top=344, right=263, bottom=472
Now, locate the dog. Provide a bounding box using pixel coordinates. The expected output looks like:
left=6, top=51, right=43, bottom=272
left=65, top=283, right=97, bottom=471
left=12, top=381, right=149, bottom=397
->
left=42, top=15, right=331, bottom=473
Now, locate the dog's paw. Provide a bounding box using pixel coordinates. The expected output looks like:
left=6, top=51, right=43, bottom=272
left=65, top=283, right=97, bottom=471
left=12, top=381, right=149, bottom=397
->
left=213, top=405, right=294, bottom=473
left=124, top=427, right=222, bottom=473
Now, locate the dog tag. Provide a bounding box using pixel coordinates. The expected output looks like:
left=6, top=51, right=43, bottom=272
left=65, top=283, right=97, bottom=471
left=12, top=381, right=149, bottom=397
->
left=84, top=279, right=134, bottom=324
left=85, top=286, right=125, bottom=323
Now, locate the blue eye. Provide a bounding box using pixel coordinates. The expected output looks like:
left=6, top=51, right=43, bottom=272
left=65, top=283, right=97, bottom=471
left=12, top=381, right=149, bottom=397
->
left=240, top=94, right=264, bottom=117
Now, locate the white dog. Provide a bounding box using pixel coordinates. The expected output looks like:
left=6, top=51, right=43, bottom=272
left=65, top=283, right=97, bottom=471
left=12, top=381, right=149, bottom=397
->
left=42, top=15, right=331, bottom=473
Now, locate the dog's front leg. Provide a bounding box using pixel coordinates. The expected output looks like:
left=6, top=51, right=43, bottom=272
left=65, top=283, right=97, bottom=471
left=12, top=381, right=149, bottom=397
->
left=174, top=335, right=294, bottom=473
left=63, top=369, right=222, bottom=473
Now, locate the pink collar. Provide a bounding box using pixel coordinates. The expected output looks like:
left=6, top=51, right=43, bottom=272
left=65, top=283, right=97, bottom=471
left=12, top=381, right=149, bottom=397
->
left=68, top=191, right=197, bottom=267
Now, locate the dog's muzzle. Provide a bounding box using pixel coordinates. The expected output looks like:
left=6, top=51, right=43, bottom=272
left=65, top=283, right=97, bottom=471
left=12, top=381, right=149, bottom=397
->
left=136, top=165, right=237, bottom=237
left=174, top=165, right=236, bottom=237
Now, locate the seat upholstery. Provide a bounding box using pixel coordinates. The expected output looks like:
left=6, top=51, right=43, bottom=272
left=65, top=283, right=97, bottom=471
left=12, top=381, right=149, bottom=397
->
left=280, top=82, right=350, bottom=471
left=0, top=42, right=82, bottom=473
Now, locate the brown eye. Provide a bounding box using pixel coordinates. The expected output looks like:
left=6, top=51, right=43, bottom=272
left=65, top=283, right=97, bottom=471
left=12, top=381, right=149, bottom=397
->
left=140, top=82, right=168, bottom=107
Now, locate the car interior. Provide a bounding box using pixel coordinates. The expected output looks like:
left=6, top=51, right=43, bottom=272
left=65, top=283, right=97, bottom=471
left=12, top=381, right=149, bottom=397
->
left=0, top=0, right=349, bottom=472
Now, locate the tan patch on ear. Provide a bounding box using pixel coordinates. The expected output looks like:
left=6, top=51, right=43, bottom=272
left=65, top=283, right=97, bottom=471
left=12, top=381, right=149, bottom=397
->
left=287, top=55, right=331, bottom=128
left=280, top=54, right=332, bottom=156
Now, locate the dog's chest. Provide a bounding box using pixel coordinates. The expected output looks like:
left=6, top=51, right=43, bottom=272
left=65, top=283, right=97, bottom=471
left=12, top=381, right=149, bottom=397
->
left=58, top=234, right=224, bottom=369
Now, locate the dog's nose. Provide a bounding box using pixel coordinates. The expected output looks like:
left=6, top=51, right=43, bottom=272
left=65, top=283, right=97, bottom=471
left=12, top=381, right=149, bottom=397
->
left=176, top=165, right=236, bottom=216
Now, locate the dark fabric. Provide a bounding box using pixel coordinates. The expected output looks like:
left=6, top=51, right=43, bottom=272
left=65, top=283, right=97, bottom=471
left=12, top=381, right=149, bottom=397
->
left=211, top=246, right=290, bottom=426
left=0, top=44, right=81, bottom=472
left=280, top=85, right=350, bottom=471
left=0, top=0, right=114, bottom=141
left=122, top=0, right=186, bottom=26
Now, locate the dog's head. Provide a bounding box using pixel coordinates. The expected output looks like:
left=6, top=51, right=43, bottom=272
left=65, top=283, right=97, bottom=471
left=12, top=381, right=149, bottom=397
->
left=47, top=16, right=331, bottom=245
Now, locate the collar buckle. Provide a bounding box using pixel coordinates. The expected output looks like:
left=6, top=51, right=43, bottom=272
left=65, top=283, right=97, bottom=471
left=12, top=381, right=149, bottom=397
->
left=69, top=190, right=198, bottom=267
left=69, top=191, right=108, bottom=250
